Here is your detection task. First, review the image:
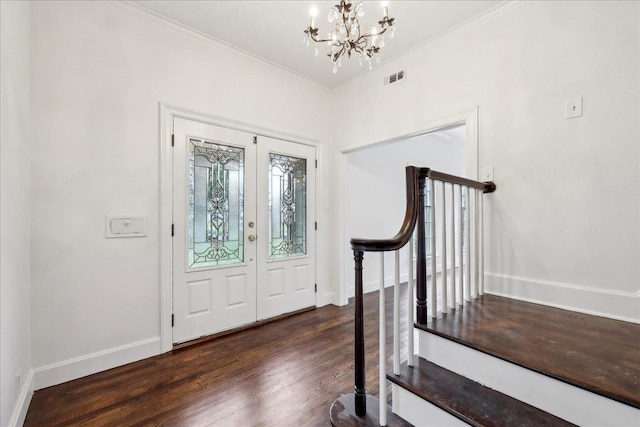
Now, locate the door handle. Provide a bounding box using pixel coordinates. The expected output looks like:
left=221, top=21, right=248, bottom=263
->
left=248, top=235, right=257, bottom=242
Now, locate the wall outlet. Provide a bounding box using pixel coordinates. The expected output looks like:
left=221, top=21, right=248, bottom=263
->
left=565, top=97, right=583, bottom=119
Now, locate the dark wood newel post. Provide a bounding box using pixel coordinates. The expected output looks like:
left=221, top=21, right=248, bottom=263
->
left=353, top=249, right=366, bottom=416
left=416, top=175, right=428, bottom=324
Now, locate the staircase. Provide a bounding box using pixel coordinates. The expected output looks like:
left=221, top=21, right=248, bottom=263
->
left=390, top=294, right=640, bottom=426
left=330, top=166, right=640, bottom=426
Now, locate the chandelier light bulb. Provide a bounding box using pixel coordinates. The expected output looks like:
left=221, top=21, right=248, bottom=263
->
left=309, top=6, right=318, bottom=28
left=381, top=1, right=389, bottom=18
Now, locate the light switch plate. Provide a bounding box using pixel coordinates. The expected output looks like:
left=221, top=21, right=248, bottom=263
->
left=565, top=97, right=583, bottom=119
left=106, top=216, right=146, bottom=238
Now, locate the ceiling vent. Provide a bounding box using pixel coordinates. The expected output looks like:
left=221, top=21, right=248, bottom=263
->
left=383, top=70, right=406, bottom=87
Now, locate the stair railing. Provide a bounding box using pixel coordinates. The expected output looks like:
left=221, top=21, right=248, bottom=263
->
left=332, top=166, right=495, bottom=426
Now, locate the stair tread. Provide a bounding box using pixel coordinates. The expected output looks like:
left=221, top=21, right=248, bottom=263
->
left=415, top=295, right=640, bottom=408
left=388, top=358, right=575, bottom=427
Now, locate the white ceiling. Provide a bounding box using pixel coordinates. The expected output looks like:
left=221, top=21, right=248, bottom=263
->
left=128, top=1, right=508, bottom=88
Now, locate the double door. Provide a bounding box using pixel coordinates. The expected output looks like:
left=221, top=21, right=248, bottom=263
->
left=172, top=118, right=316, bottom=344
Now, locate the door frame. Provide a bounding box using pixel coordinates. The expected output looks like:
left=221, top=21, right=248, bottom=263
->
left=159, top=103, right=321, bottom=353
left=335, top=107, right=480, bottom=306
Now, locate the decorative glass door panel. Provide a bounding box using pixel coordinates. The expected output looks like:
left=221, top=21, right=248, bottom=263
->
left=268, top=154, right=307, bottom=259
left=188, top=139, right=244, bottom=268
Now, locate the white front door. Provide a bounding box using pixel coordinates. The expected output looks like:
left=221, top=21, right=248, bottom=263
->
left=256, top=136, right=316, bottom=320
left=172, top=119, right=315, bottom=344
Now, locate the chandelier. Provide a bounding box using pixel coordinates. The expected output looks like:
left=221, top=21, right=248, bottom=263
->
left=303, top=1, right=396, bottom=73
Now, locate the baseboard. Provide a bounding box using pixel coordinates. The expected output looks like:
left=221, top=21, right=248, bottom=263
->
left=485, top=272, right=640, bottom=324
left=347, top=261, right=455, bottom=297
left=34, top=337, right=162, bottom=390
left=8, top=368, right=34, bottom=427
left=318, top=291, right=336, bottom=307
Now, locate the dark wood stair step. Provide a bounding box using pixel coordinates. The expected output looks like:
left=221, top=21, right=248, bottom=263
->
left=415, top=295, right=640, bottom=409
left=388, top=358, right=575, bottom=427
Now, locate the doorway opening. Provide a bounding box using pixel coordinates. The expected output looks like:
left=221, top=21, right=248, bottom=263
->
left=343, top=124, right=466, bottom=298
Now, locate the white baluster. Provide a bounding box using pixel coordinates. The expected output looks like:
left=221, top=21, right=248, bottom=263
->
left=440, top=181, right=447, bottom=314
left=450, top=183, right=456, bottom=309
left=474, top=189, right=479, bottom=299
left=479, top=191, right=484, bottom=296
left=407, top=232, right=414, bottom=367
left=393, top=250, right=400, bottom=375
left=430, top=179, right=437, bottom=318
left=379, top=253, right=386, bottom=426
left=465, top=187, right=471, bottom=302
left=458, top=185, right=464, bottom=307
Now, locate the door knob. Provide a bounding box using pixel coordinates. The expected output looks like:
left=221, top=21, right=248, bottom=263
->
left=248, top=235, right=257, bottom=242
left=248, top=221, right=255, bottom=228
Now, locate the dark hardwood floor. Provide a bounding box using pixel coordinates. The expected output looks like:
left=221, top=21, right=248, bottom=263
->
left=25, top=286, right=412, bottom=427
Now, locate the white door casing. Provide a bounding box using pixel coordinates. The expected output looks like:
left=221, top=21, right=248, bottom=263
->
left=172, top=118, right=316, bottom=344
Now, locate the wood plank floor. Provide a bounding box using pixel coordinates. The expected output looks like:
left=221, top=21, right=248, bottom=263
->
left=418, top=294, right=640, bottom=409
left=25, top=286, right=412, bottom=427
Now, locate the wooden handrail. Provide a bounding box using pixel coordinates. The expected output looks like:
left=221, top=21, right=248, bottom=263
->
left=350, top=167, right=495, bottom=252
left=335, top=165, right=496, bottom=423
left=428, top=169, right=497, bottom=193
left=350, top=166, right=423, bottom=252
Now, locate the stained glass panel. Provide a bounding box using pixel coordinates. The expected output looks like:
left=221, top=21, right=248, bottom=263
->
left=188, top=139, right=244, bottom=268
left=268, top=153, right=307, bottom=259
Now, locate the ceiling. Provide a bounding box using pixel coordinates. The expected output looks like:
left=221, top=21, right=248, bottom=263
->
left=128, top=1, right=508, bottom=88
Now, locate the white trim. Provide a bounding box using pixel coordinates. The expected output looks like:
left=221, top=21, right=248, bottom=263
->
left=420, top=332, right=640, bottom=426
left=34, top=338, right=161, bottom=390
left=121, top=1, right=516, bottom=90
left=119, top=1, right=327, bottom=89
left=486, top=272, right=639, bottom=298
left=338, top=108, right=480, bottom=307
left=391, top=383, right=467, bottom=427
left=485, top=272, right=640, bottom=324
left=159, top=103, right=323, bottom=352
left=8, top=369, right=34, bottom=427
left=347, top=259, right=459, bottom=298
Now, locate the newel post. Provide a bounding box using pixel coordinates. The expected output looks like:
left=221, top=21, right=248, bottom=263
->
left=416, top=174, right=428, bottom=324
left=353, top=249, right=366, bottom=416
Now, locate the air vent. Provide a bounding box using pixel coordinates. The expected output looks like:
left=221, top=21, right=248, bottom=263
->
left=383, top=69, right=406, bottom=87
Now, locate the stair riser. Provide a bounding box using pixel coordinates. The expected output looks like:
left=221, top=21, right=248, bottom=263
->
left=420, top=331, right=640, bottom=426
left=391, top=384, right=468, bottom=427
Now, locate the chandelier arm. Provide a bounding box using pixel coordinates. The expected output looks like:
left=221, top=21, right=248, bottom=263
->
left=357, top=25, right=389, bottom=42
left=352, top=44, right=365, bottom=55
left=333, top=43, right=347, bottom=62
left=307, top=28, right=332, bottom=44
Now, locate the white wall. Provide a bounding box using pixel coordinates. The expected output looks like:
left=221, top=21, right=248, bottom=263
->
left=345, top=127, right=465, bottom=295
left=331, top=1, right=640, bottom=322
left=30, top=1, right=331, bottom=389
left=10, top=0, right=640, bottom=405
left=1, top=1, right=33, bottom=425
